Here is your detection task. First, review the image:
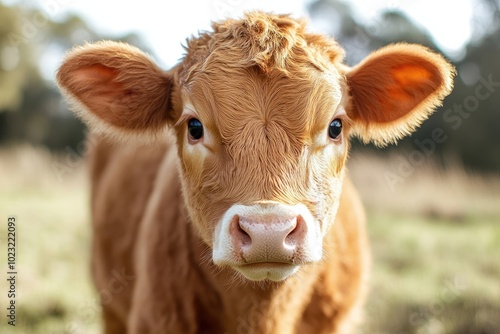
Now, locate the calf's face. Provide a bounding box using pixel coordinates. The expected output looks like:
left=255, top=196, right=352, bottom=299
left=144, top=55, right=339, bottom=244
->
left=57, top=13, right=454, bottom=282
left=177, top=65, right=348, bottom=281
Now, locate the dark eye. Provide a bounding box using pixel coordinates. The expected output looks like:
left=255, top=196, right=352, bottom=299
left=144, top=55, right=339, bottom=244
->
left=328, top=118, right=342, bottom=140
left=187, top=118, right=203, bottom=141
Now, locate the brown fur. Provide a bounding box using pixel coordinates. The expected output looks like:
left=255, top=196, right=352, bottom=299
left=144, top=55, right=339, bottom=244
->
left=56, top=12, right=454, bottom=334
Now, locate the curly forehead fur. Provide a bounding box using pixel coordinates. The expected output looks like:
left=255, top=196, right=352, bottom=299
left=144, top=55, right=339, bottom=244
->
left=181, top=11, right=345, bottom=82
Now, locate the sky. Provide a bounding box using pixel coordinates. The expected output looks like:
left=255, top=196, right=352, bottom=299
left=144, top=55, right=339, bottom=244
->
left=5, top=0, right=475, bottom=74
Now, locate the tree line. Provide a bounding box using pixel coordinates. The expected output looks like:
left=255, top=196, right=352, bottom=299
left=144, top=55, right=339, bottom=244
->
left=1, top=1, right=499, bottom=172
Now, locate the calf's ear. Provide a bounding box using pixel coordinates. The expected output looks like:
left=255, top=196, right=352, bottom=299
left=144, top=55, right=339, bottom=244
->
left=345, top=43, right=455, bottom=146
left=56, top=41, right=175, bottom=137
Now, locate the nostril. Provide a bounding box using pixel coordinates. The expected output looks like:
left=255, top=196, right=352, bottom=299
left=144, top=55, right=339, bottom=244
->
left=284, top=215, right=305, bottom=246
left=229, top=215, right=252, bottom=247
left=238, top=221, right=252, bottom=246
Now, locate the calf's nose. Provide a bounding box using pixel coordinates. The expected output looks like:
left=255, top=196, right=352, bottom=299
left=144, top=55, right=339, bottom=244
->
left=229, top=214, right=306, bottom=262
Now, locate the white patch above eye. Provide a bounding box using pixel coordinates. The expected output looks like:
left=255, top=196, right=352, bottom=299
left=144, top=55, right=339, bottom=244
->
left=334, top=106, right=347, bottom=118
left=175, top=102, right=199, bottom=127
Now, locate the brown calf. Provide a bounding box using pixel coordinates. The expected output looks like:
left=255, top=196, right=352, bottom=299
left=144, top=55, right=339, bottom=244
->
left=57, top=12, right=454, bottom=334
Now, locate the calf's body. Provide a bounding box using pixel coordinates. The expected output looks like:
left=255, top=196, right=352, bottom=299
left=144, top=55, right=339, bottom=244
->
left=57, top=12, right=454, bottom=333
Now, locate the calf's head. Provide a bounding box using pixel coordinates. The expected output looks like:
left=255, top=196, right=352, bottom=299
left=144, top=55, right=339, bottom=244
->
left=57, top=12, right=454, bottom=282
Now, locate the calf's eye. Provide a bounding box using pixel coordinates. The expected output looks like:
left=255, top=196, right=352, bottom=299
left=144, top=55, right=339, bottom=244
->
left=328, top=118, right=342, bottom=140
left=188, top=118, right=203, bottom=140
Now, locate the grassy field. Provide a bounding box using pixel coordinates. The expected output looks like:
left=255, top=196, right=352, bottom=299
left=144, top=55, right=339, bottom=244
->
left=0, top=146, right=499, bottom=334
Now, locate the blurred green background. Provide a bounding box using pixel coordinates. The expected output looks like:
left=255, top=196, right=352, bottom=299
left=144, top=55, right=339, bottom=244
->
left=0, top=0, right=499, bottom=333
